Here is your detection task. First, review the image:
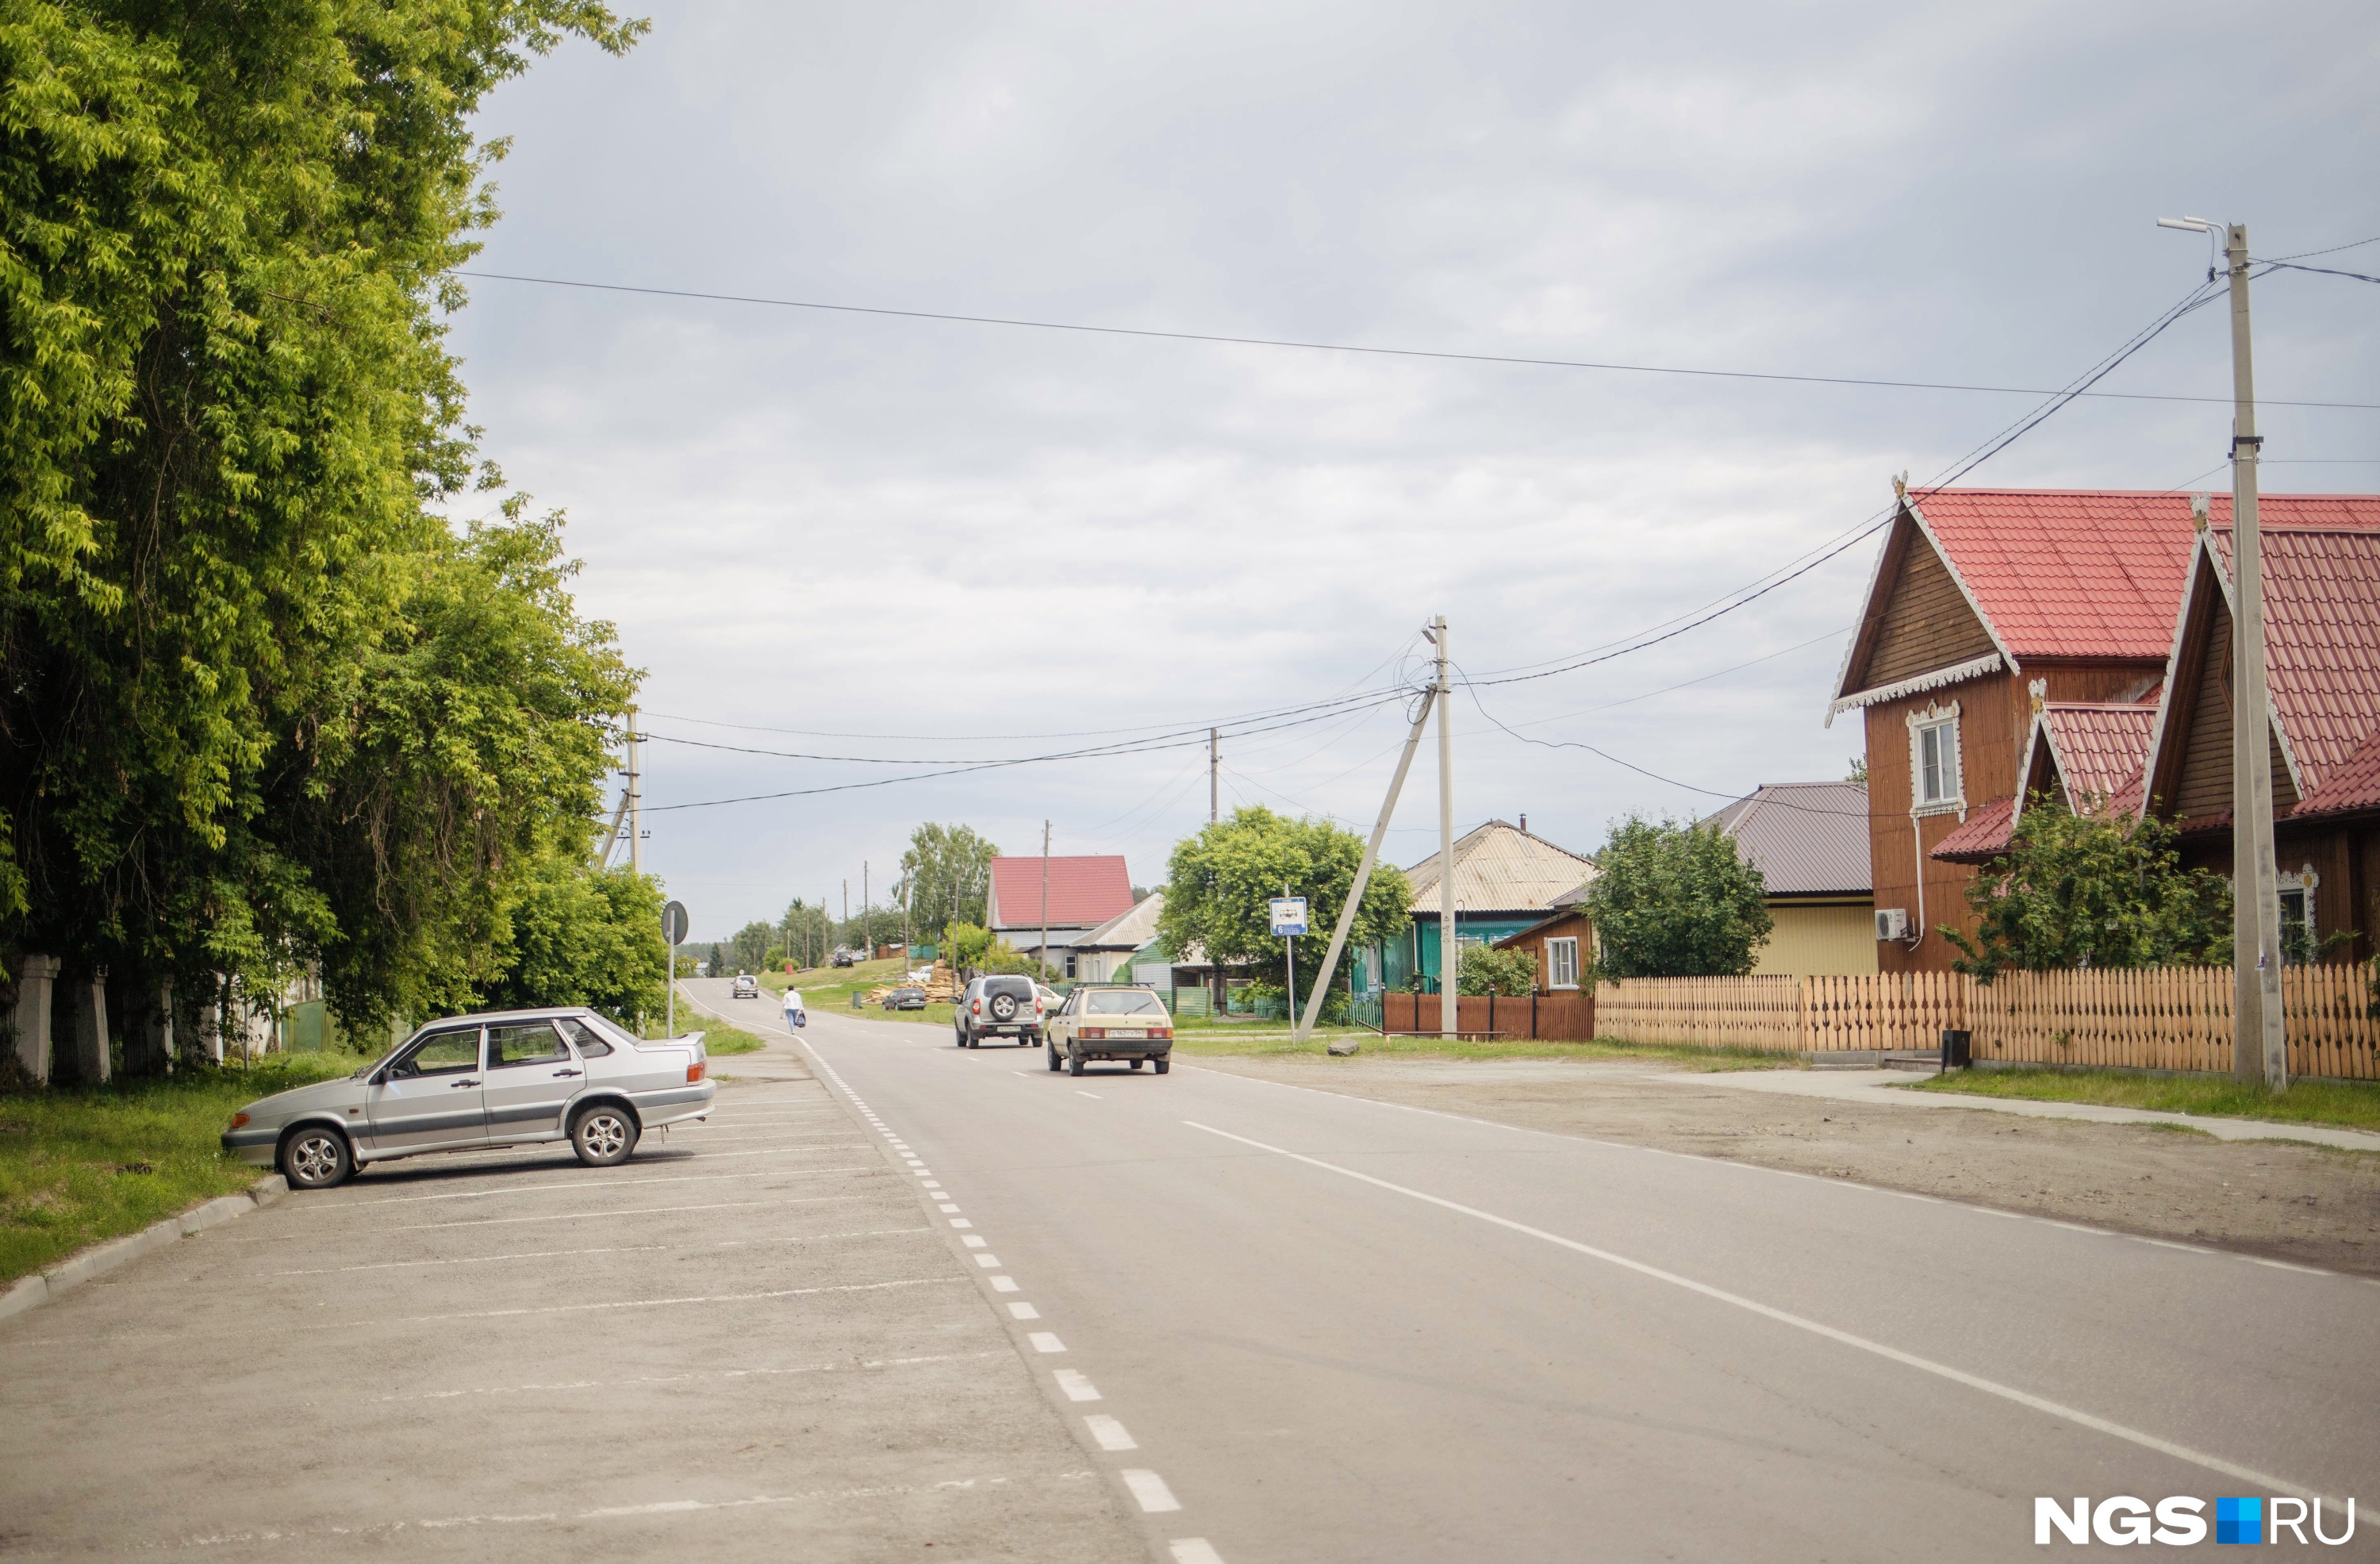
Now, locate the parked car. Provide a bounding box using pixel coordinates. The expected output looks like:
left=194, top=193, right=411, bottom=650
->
left=1046, top=986, right=1174, bottom=1076
left=882, top=986, right=927, bottom=1011
left=831, top=947, right=857, bottom=968
left=221, top=1008, right=715, bottom=1189
left=955, top=974, right=1044, bottom=1047
left=731, top=972, right=759, bottom=999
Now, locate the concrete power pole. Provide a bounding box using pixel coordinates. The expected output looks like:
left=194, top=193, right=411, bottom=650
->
left=626, top=707, right=643, bottom=876
left=1039, top=820, right=1052, bottom=979
left=1210, top=728, right=1219, bottom=824
left=1434, top=614, right=1457, bottom=1039
left=864, top=861, right=871, bottom=959
left=2223, top=222, right=2287, bottom=1091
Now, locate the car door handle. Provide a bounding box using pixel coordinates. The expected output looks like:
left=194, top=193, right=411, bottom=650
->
left=451, top=1078, right=481, bottom=1088
left=552, top=1068, right=582, bottom=1077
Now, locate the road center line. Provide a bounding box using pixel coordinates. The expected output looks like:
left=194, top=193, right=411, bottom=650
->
left=1180, top=1118, right=2332, bottom=1502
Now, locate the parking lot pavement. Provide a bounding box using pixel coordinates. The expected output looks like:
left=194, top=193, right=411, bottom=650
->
left=0, top=1051, right=1145, bottom=1561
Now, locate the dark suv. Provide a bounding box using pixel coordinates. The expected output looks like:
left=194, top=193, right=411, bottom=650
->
left=956, top=975, right=1044, bottom=1047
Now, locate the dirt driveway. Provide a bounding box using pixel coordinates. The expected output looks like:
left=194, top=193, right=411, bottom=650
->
left=1187, top=1055, right=2380, bottom=1278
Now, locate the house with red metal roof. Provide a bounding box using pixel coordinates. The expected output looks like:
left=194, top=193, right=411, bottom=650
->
left=2136, top=508, right=2380, bottom=961
left=983, top=854, right=1138, bottom=978
left=1830, top=486, right=2200, bottom=970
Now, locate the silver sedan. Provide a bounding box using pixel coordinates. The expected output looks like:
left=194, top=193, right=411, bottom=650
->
left=222, top=1007, right=716, bottom=1189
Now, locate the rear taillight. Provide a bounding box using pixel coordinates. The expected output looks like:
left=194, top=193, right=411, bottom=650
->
left=687, top=1060, right=705, bottom=1083
left=971, top=1000, right=981, bottom=1014
left=1081, top=1028, right=1105, bottom=1040
left=1151, top=1029, right=1172, bottom=1039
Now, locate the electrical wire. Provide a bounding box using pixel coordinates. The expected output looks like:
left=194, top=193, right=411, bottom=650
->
left=2259, top=260, right=2380, bottom=286
left=455, top=269, right=2380, bottom=413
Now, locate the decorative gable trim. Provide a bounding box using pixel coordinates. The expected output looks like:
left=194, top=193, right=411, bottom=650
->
left=1829, top=651, right=2004, bottom=721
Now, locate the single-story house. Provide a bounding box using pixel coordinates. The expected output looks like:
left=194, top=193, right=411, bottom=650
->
left=1359, top=818, right=1597, bottom=993
left=1489, top=883, right=1592, bottom=993
left=1701, top=781, right=1879, bottom=975
left=1069, top=893, right=1165, bottom=983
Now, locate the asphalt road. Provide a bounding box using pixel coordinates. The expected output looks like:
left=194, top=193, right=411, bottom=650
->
left=0, top=1030, right=1143, bottom=1561
left=736, top=980, right=2379, bottom=1562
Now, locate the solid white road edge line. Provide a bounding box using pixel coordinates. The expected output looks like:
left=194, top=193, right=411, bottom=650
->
left=1180, top=1118, right=2333, bottom=1503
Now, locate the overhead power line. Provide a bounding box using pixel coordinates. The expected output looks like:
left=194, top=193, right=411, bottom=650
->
left=455, top=269, right=2380, bottom=413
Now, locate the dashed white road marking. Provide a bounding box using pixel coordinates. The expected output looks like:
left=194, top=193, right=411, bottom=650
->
left=1077, top=1091, right=1102, bottom=1099
left=973, top=1253, right=1002, bottom=1268
left=1054, top=1370, right=1101, bottom=1402
left=990, top=1276, right=1019, bottom=1293
left=1008, top=1302, right=1040, bottom=1320
left=947, top=1214, right=971, bottom=1224
left=1169, top=1540, right=1226, bottom=1563
left=1121, top=1470, right=1180, bottom=1512
left=1084, top=1414, right=1137, bottom=1451
left=1183, top=1118, right=2337, bottom=1503
left=939, top=1205, right=963, bottom=1215
left=1027, top=1332, right=1066, bottom=1354
left=962, top=1235, right=988, bottom=1248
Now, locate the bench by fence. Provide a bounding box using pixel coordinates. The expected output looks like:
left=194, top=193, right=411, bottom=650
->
left=1591, top=963, right=2378, bottom=1078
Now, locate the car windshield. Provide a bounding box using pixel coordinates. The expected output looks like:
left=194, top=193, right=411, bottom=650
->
left=1087, top=990, right=1165, bottom=1016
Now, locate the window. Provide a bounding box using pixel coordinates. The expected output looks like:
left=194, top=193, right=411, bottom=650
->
left=489, top=1022, right=570, bottom=1068
left=1908, top=704, right=1964, bottom=813
left=559, top=1016, right=622, bottom=1056
left=1064, top=954, right=1078, bottom=978
left=1545, top=936, right=1580, bottom=990
left=392, top=1028, right=480, bottom=1078
left=1087, top=990, right=1165, bottom=1016
left=2278, top=867, right=2319, bottom=963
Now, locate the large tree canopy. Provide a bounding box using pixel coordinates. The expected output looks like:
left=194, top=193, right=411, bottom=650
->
left=1582, top=814, right=1772, bottom=980
left=896, top=823, right=1000, bottom=944
left=0, top=0, right=644, bottom=1039
left=1159, top=805, right=1412, bottom=1007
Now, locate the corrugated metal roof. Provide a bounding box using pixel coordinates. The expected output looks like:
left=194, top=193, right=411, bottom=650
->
left=1702, top=781, right=1872, bottom=895
left=2041, top=703, right=2158, bottom=807
left=1077, top=892, right=1165, bottom=950
left=986, top=855, right=1135, bottom=930
left=1403, top=820, right=1597, bottom=916
left=2205, top=520, right=2380, bottom=820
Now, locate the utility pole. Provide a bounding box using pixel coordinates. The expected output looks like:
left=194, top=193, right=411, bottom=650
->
left=1284, top=879, right=1296, bottom=1024
left=626, top=707, right=643, bottom=876
left=1434, top=614, right=1457, bottom=1039
left=1210, top=728, right=1219, bottom=824
left=1297, top=678, right=1437, bottom=1046
left=1039, top=820, right=1052, bottom=979
left=842, top=879, right=848, bottom=955
left=2223, top=223, right=2287, bottom=1091
left=864, top=861, right=871, bottom=959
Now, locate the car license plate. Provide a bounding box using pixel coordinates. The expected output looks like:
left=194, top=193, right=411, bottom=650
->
left=1111, top=1028, right=1145, bottom=1039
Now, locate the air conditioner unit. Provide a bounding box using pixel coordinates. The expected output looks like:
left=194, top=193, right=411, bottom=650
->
left=1875, top=909, right=1910, bottom=941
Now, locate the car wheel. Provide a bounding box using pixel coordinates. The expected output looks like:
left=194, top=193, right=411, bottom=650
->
left=1154, top=1058, right=1170, bottom=1074
left=1046, top=1043, right=1062, bottom=1072
left=280, top=1126, right=351, bottom=1189
left=571, top=1104, right=639, bottom=1166
left=1067, top=1050, right=1084, bottom=1077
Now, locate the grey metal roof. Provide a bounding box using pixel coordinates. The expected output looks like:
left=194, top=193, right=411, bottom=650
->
left=1699, top=782, right=1872, bottom=897
left=1075, top=892, right=1165, bottom=951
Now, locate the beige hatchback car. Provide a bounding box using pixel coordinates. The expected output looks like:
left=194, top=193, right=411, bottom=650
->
left=1044, top=986, right=1174, bottom=1076
left=222, top=1007, right=714, bottom=1189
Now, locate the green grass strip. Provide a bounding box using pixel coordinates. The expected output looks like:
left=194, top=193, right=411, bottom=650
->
left=1914, top=1066, right=2380, bottom=1132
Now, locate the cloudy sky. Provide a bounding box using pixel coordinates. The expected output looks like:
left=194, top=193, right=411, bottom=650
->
left=445, top=1, right=2380, bottom=941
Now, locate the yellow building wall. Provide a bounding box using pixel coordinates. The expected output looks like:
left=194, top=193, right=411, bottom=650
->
left=1751, top=901, right=1879, bottom=976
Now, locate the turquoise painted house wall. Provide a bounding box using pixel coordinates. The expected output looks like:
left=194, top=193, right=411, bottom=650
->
left=1361, top=913, right=1542, bottom=992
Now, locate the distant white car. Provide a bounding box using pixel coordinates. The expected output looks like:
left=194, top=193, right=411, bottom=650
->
left=731, top=972, right=759, bottom=999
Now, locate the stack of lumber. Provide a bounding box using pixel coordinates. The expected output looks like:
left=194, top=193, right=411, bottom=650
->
left=921, top=961, right=960, bottom=1002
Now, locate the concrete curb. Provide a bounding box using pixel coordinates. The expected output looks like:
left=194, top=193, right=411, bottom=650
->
left=0, top=1174, right=290, bottom=1326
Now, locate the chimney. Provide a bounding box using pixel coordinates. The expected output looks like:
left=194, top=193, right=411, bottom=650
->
left=1519, top=813, right=1527, bottom=834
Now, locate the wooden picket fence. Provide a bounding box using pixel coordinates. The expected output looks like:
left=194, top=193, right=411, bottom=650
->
left=1592, top=974, right=1963, bottom=1054
left=1595, top=962, right=2380, bottom=1079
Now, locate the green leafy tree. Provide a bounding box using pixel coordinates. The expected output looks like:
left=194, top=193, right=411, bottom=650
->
left=1457, top=943, right=1540, bottom=997
left=1944, top=797, right=2232, bottom=982
left=730, top=920, right=779, bottom=974
left=896, top=823, right=1000, bottom=943
left=1158, top=806, right=1413, bottom=1013
left=0, top=0, right=643, bottom=1045
left=780, top=898, right=832, bottom=968
left=1583, top=815, right=1772, bottom=979
left=478, top=847, right=665, bottom=1026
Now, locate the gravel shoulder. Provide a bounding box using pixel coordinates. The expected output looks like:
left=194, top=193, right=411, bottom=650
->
left=1185, top=1055, right=2380, bottom=1278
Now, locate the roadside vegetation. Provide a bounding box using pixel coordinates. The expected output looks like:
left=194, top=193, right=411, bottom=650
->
left=0, top=1054, right=371, bottom=1284
left=1914, top=1067, right=2380, bottom=1132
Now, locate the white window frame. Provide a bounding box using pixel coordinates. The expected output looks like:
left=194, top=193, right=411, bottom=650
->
left=2278, top=865, right=2319, bottom=962
left=1906, top=700, right=1966, bottom=817
left=1545, top=936, right=1580, bottom=990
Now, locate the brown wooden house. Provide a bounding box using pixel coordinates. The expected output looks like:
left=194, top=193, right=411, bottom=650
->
left=1829, top=487, right=2207, bottom=970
